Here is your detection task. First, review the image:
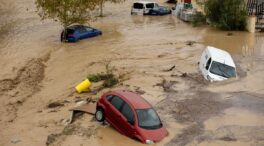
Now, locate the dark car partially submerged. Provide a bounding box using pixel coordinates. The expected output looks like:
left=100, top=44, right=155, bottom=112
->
left=131, top=1, right=171, bottom=16
left=148, top=6, right=171, bottom=15
left=61, top=25, right=102, bottom=42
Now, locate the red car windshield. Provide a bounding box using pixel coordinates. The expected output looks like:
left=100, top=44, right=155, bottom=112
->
left=136, top=108, right=162, bottom=130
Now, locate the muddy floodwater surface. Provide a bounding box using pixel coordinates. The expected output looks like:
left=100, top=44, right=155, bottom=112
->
left=0, top=0, right=264, bottom=146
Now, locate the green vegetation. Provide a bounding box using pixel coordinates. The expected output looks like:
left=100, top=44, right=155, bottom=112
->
left=87, top=63, right=118, bottom=88
left=35, top=0, right=98, bottom=28
left=88, top=73, right=113, bottom=82
left=192, top=12, right=206, bottom=27
left=98, top=0, right=126, bottom=17
left=205, top=0, right=247, bottom=30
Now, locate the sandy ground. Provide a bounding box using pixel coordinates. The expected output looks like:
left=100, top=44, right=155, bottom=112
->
left=0, top=0, right=264, bottom=146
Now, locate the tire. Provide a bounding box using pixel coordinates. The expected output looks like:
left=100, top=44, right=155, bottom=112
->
left=95, top=108, right=105, bottom=122
left=61, top=31, right=65, bottom=42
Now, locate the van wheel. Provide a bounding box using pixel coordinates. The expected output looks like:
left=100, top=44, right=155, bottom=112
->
left=95, top=108, right=105, bottom=122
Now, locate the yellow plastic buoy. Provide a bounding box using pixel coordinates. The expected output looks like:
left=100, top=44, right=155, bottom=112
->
left=75, top=79, right=91, bottom=93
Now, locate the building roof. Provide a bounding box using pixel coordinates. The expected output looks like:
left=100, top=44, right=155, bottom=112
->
left=206, top=46, right=236, bottom=67
left=111, top=90, right=152, bottom=109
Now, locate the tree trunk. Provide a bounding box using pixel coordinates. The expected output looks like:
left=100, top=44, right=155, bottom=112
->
left=61, top=27, right=67, bottom=42
left=100, top=0, right=104, bottom=17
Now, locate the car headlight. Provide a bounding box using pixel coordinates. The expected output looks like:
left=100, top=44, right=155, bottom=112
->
left=207, top=75, right=213, bottom=81
left=145, top=140, right=154, bottom=144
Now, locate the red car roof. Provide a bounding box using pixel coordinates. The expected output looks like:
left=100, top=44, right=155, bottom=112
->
left=109, top=90, right=152, bottom=109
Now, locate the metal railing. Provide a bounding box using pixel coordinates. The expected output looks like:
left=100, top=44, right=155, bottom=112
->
left=247, top=0, right=264, bottom=29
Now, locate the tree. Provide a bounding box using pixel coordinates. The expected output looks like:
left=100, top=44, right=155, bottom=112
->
left=35, top=0, right=99, bottom=28
left=98, top=0, right=125, bottom=17
left=205, top=0, right=247, bottom=30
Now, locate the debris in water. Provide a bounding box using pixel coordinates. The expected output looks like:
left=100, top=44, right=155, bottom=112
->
left=11, top=139, right=21, bottom=144
left=75, top=79, right=91, bottom=93
left=219, top=136, right=237, bottom=141
left=46, top=134, right=59, bottom=146
left=186, top=41, right=196, bottom=46
left=227, top=32, right=233, bottom=36
left=69, top=103, right=96, bottom=123
left=163, top=65, right=176, bottom=72
left=134, top=87, right=146, bottom=95
left=181, top=73, right=188, bottom=77
left=47, top=102, right=64, bottom=108
left=156, top=79, right=178, bottom=92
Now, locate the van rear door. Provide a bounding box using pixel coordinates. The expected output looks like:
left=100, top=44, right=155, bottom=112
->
left=132, top=3, right=144, bottom=14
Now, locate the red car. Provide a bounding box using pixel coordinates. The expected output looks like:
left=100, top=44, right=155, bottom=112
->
left=95, top=90, right=168, bottom=144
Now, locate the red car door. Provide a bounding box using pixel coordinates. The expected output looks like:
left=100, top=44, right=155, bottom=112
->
left=106, top=96, right=126, bottom=134
left=119, top=102, right=136, bottom=138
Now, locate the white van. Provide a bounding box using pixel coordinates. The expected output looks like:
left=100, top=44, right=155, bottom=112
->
left=199, top=46, right=237, bottom=81
left=131, top=1, right=159, bottom=15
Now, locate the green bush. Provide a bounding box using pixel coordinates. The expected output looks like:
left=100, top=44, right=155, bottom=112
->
left=103, top=78, right=119, bottom=88
left=87, top=73, right=114, bottom=82
left=87, top=62, right=118, bottom=88
left=205, top=0, right=247, bottom=30
left=192, top=12, right=206, bottom=27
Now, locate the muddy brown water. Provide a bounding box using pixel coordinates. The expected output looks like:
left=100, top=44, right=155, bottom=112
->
left=202, top=28, right=264, bottom=56
left=0, top=0, right=264, bottom=146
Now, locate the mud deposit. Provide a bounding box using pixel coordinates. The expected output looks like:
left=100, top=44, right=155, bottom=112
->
left=0, top=0, right=264, bottom=146
left=0, top=55, right=48, bottom=123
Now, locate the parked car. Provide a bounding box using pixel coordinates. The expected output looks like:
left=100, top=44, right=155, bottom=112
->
left=61, top=25, right=102, bottom=42
left=199, top=46, right=237, bottom=81
left=148, top=6, right=171, bottom=15
left=95, top=90, right=168, bottom=144
left=131, top=1, right=171, bottom=15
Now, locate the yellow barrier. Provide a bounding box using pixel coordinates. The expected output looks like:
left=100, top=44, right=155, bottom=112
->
left=75, top=79, right=91, bottom=93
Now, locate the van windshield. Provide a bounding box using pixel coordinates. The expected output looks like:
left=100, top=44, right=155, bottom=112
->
left=209, top=61, right=236, bottom=78
left=136, top=108, right=162, bottom=130
left=133, top=3, right=143, bottom=9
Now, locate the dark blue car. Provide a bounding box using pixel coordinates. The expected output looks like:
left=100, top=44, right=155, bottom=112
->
left=148, top=6, right=171, bottom=15
left=61, top=25, right=102, bottom=42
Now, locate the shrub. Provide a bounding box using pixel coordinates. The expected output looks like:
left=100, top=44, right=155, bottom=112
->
left=88, top=73, right=114, bottom=82
left=205, top=0, right=247, bottom=30
left=87, top=62, right=118, bottom=88
left=192, top=12, right=206, bottom=27
left=103, top=78, right=119, bottom=88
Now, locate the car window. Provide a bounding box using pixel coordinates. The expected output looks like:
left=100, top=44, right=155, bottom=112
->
left=110, top=96, right=124, bottom=110
left=133, top=3, right=143, bottom=9
left=121, top=103, right=135, bottom=125
left=136, top=108, right=162, bottom=130
left=205, top=58, right=211, bottom=70
left=210, top=61, right=236, bottom=78
left=78, top=27, right=87, bottom=33
left=85, top=27, right=93, bottom=32
left=146, top=3, right=154, bottom=9
left=106, top=95, right=113, bottom=101
left=66, top=29, right=75, bottom=35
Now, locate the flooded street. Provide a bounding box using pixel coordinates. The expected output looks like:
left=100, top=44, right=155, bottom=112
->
left=0, top=0, right=264, bottom=146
